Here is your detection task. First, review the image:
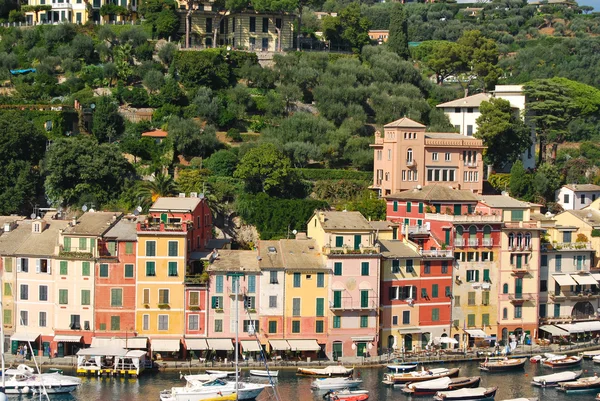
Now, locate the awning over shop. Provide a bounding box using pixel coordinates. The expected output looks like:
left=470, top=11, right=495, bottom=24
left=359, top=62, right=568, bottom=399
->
left=571, top=274, right=598, bottom=285
left=91, top=337, right=148, bottom=349
left=553, top=274, right=578, bottom=286
left=151, top=339, right=181, bottom=352
left=465, top=329, right=487, bottom=338
left=556, top=324, right=586, bottom=334
left=575, top=321, right=600, bottom=331
left=54, top=335, right=82, bottom=343
left=184, top=338, right=208, bottom=350
left=539, top=325, right=569, bottom=336
left=10, top=332, right=39, bottom=342
left=351, top=336, right=374, bottom=342
left=240, top=340, right=262, bottom=352
left=591, top=273, right=600, bottom=281
left=207, top=338, right=234, bottom=351
left=269, top=340, right=290, bottom=351
left=77, top=347, right=128, bottom=357
left=287, top=339, right=320, bottom=351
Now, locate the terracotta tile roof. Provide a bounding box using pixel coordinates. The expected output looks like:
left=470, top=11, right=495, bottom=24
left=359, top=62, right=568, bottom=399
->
left=386, top=185, right=479, bottom=202
left=383, top=117, right=426, bottom=129
left=141, top=129, right=168, bottom=138
left=279, top=239, right=326, bottom=270
left=479, top=195, right=530, bottom=208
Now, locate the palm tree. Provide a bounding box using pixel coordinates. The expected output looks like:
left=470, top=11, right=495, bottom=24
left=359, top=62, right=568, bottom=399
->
left=136, top=173, right=176, bottom=211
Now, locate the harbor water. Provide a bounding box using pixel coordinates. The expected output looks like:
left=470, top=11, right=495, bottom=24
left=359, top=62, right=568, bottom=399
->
left=40, top=359, right=600, bottom=401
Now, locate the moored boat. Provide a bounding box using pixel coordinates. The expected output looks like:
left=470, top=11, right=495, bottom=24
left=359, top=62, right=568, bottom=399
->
left=596, top=393, right=600, bottom=401
left=249, top=369, right=279, bottom=377
left=323, top=389, right=369, bottom=400
left=298, top=365, right=354, bottom=377
left=311, top=377, right=363, bottom=390
left=529, top=355, right=543, bottom=363
left=1, top=365, right=81, bottom=395
left=383, top=367, right=460, bottom=385
left=479, top=357, right=526, bottom=372
left=531, top=370, right=583, bottom=387
left=434, top=387, right=497, bottom=401
left=205, top=370, right=236, bottom=376
left=592, top=355, right=600, bottom=364
left=500, top=398, right=538, bottom=401
left=160, top=378, right=268, bottom=401
left=543, top=355, right=582, bottom=368
left=581, top=350, right=600, bottom=359
left=402, top=376, right=481, bottom=396
left=557, top=376, right=600, bottom=392
left=387, top=364, right=418, bottom=373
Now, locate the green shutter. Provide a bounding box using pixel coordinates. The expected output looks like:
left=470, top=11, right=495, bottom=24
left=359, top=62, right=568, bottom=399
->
left=316, top=320, right=324, bottom=333
left=79, top=238, right=87, bottom=250
left=124, top=264, right=134, bottom=278
left=82, top=261, right=90, bottom=276
left=316, top=298, right=324, bottom=317
left=333, top=291, right=342, bottom=308
left=59, top=289, right=68, bottom=304
left=418, top=202, right=423, bottom=213
left=268, top=321, right=277, bottom=333
left=333, top=316, right=341, bottom=329
left=81, top=290, right=90, bottom=305
left=432, top=308, right=439, bottom=321
left=146, top=261, right=155, bottom=276
left=99, top=264, right=108, bottom=277
left=483, top=269, right=490, bottom=281
left=334, top=262, right=342, bottom=276
left=393, top=201, right=398, bottom=212
left=168, top=261, right=178, bottom=276
left=111, top=289, right=123, bottom=306
left=468, top=314, right=475, bottom=327
left=293, top=272, right=301, bottom=287
left=406, top=202, right=412, bottom=212
left=335, top=236, right=343, bottom=247
left=317, top=273, right=324, bottom=287
left=360, top=315, right=368, bottom=328
left=216, top=276, right=223, bottom=293
left=482, top=314, right=490, bottom=326
left=361, top=262, right=369, bottom=276
left=63, top=237, right=71, bottom=252
left=125, top=242, right=133, bottom=255
left=3, top=283, right=10, bottom=296
left=360, top=290, right=369, bottom=307
left=60, top=261, right=68, bottom=275
left=111, top=316, right=120, bottom=330
left=248, top=275, right=256, bottom=293
left=168, top=241, right=178, bottom=256
left=432, top=284, right=438, bottom=298
left=146, top=241, right=155, bottom=256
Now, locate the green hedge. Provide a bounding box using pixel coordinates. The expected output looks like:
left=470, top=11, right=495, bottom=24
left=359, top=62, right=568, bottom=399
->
left=294, top=168, right=371, bottom=181
left=236, top=193, right=328, bottom=240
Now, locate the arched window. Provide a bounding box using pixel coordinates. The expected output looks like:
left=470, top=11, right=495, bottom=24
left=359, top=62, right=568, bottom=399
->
left=508, top=233, right=514, bottom=248
left=387, top=335, right=395, bottom=350
left=483, top=225, right=492, bottom=239
left=525, top=233, right=532, bottom=249
left=407, top=148, right=413, bottom=163
left=456, top=226, right=464, bottom=235
left=516, top=233, right=523, bottom=248
left=468, top=225, right=477, bottom=238
left=502, top=308, right=508, bottom=320
left=503, top=283, right=509, bottom=294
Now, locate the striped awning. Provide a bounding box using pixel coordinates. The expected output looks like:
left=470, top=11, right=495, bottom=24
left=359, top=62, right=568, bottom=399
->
left=269, top=340, right=290, bottom=351
left=240, top=340, right=262, bottom=352
left=53, top=335, right=82, bottom=343
left=184, top=338, right=208, bottom=350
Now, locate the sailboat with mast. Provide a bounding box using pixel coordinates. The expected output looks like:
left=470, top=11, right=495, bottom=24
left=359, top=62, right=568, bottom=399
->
left=160, top=282, right=280, bottom=401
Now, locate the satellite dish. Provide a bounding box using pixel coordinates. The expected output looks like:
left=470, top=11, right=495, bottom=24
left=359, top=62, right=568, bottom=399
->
left=136, top=206, right=143, bottom=213
left=292, top=229, right=298, bottom=235
left=133, top=209, right=140, bottom=216
left=30, top=213, right=36, bottom=219
left=82, top=205, right=88, bottom=212
left=90, top=103, right=96, bottom=110
left=89, top=208, right=95, bottom=213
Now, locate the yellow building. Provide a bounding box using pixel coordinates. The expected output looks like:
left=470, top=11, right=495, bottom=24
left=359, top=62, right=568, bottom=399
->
left=23, top=0, right=138, bottom=25
left=558, top=203, right=600, bottom=268
left=136, top=221, right=187, bottom=356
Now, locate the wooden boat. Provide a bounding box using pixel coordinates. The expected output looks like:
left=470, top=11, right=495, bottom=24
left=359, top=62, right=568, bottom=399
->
left=543, top=355, right=582, bottom=368
left=531, top=370, right=582, bottom=387
left=249, top=369, right=279, bottom=377
left=311, top=377, right=363, bottom=390
left=206, top=370, right=236, bottom=376
left=581, top=350, right=600, bottom=359
left=402, top=376, right=481, bottom=396
left=557, top=376, right=600, bottom=392
left=529, top=355, right=543, bottom=363
left=298, top=365, right=354, bottom=377
left=323, top=389, right=369, bottom=400
left=434, top=387, right=497, bottom=401
left=387, top=364, right=417, bottom=373
left=383, top=367, right=460, bottom=385
left=479, top=357, right=526, bottom=372
left=592, top=355, right=600, bottom=364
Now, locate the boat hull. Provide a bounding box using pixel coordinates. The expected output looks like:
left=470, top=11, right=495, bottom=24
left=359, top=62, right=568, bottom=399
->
left=384, top=368, right=460, bottom=385
left=403, top=377, right=481, bottom=396
left=312, top=380, right=363, bottom=390
left=434, top=387, right=497, bottom=401
left=479, top=358, right=526, bottom=372
left=298, top=367, right=354, bottom=377
left=249, top=369, right=279, bottom=377
left=531, top=370, right=583, bottom=387
left=4, top=384, right=79, bottom=395
left=558, top=379, right=600, bottom=393
left=542, top=356, right=582, bottom=369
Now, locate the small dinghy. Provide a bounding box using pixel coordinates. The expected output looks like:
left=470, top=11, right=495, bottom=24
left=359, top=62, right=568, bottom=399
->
left=383, top=367, right=460, bottom=385
left=543, top=355, right=582, bottom=369
left=434, top=387, right=497, bottom=401
left=311, top=377, right=363, bottom=390
left=387, top=364, right=417, bottom=373
left=530, top=355, right=543, bottom=363
left=581, top=350, right=600, bottom=359
left=479, top=357, right=526, bottom=372
left=557, top=376, right=600, bottom=392
left=323, top=389, right=369, bottom=400
left=402, top=376, right=481, bottom=396
left=206, top=370, right=236, bottom=376
left=249, top=369, right=279, bottom=377
left=299, top=366, right=354, bottom=377
left=532, top=370, right=583, bottom=387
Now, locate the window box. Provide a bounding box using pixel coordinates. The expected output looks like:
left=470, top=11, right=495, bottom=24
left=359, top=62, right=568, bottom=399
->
left=247, top=308, right=256, bottom=313
left=158, top=303, right=170, bottom=309
left=143, top=303, right=150, bottom=308
left=189, top=306, right=200, bottom=311
left=215, top=308, right=224, bottom=313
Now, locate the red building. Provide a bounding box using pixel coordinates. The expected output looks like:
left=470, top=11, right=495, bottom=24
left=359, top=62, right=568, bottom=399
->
left=95, top=217, right=139, bottom=339
left=183, top=281, right=208, bottom=357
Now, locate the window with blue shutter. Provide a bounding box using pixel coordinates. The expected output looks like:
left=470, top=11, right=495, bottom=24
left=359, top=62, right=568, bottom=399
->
left=248, top=275, right=256, bottom=293
left=361, top=262, right=369, bottom=276
left=216, top=275, right=223, bottom=293
left=334, top=262, right=342, bottom=276
left=293, top=273, right=301, bottom=287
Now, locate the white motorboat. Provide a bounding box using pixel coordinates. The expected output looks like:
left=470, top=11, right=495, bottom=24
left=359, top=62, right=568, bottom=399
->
left=206, top=370, right=236, bottom=376
left=2, top=364, right=81, bottom=395
left=582, top=350, right=600, bottom=359
left=249, top=369, right=279, bottom=377
left=592, top=355, right=600, bottom=364
left=160, top=378, right=268, bottom=401
left=311, top=377, right=363, bottom=390
left=182, top=373, right=229, bottom=381
left=434, top=387, right=497, bottom=401
left=298, top=365, right=354, bottom=376
left=532, top=370, right=583, bottom=387
left=387, top=364, right=417, bottom=373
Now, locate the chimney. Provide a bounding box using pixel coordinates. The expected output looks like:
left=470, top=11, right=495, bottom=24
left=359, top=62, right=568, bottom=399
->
left=72, top=217, right=77, bottom=226
left=318, top=211, right=326, bottom=222
left=295, top=232, right=308, bottom=240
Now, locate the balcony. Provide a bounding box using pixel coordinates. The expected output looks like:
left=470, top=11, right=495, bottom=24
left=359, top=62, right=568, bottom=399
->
left=407, top=225, right=429, bottom=235
left=549, top=293, right=567, bottom=301
left=511, top=263, right=530, bottom=274
left=51, top=1, right=72, bottom=9
left=58, top=245, right=93, bottom=260
left=137, top=222, right=189, bottom=233
left=406, top=159, right=416, bottom=167
left=565, top=291, right=600, bottom=301
left=330, top=299, right=378, bottom=310
left=468, top=238, right=479, bottom=247
left=464, top=161, right=478, bottom=168
left=509, top=293, right=533, bottom=303
left=227, top=285, right=246, bottom=296
left=425, top=213, right=502, bottom=223
left=421, top=249, right=453, bottom=258
left=323, top=245, right=380, bottom=256
left=508, top=244, right=532, bottom=252
left=454, top=238, right=465, bottom=247
left=482, top=238, right=493, bottom=247
left=542, top=242, right=593, bottom=251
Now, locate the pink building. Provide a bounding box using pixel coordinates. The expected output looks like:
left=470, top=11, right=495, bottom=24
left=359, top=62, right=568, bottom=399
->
left=371, top=117, right=486, bottom=197
left=206, top=250, right=261, bottom=358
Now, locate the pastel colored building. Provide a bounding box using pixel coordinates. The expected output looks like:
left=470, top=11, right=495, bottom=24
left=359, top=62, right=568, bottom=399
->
left=371, top=117, right=486, bottom=197
left=205, top=250, right=259, bottom=357
left=183, top=275, right=209, bottom=357
left=436, top=85, right=536, bottom=170
left=553, top=207, right=600, bottom=268
left=556, top=184, right=600, bottom=211
left=307, top=211, right=380, bottom=359
left=0, top=216, right=26, bottom=340
left=95, top=217, right=139, bottom=341
left=55, top=211, right=121, bottom=356
left=22, top=0, right=139, bottom=25
left=257, top=241, right=285, bottom=353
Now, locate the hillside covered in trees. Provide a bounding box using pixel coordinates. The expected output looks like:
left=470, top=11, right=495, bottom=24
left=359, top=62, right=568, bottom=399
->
left=0, top=0, right=600, bottom=241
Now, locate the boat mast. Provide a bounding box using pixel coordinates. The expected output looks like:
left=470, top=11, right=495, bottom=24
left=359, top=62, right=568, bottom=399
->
left=0, top=288, right=6, bottom=401
left=235, top=278, right=239, bottom=401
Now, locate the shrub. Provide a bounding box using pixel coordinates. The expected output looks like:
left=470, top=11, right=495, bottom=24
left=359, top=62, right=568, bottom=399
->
left=294, top=168, right=371, bottom=181
left=591, top=229, right=600, bottom=238
left=226, top=128, right=242, bottom=142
